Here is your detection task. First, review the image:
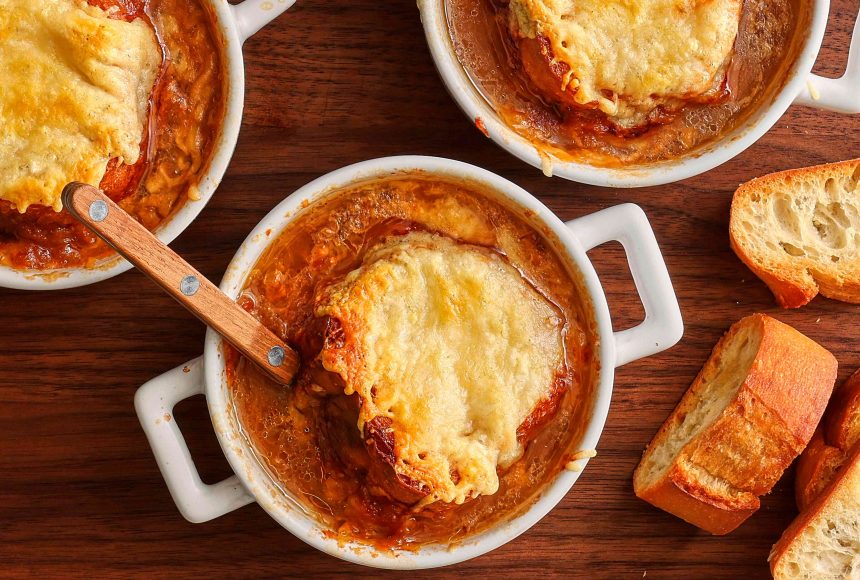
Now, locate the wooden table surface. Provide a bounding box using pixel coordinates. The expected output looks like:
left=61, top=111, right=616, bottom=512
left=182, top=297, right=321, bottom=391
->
left=2, top=1, right=859, bottom=577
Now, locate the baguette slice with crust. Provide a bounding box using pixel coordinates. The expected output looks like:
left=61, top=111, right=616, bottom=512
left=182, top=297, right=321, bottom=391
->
left=729, top=159, right=860, bottom=308
left=826, top=370, right=860, bottom=451
left=770, top=445, right=860, bottom=579
left=795, top=429, right=846, bottom=512
left=633, top=314, right=837, bottom=534
left=795, top=370, right=860, bottom=510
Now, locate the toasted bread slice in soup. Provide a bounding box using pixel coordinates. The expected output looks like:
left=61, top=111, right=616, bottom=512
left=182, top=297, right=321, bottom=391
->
left=796, top=370, right=860, bottom=511
left=770, top=445, right=860, bottom=579
left=633, top=314, right=837, bottom=534
left=315, top=232, right=568, bottom=506
left=0, top=0, right=161, bottom=212
left=507, top=0, right=742, bottom=129
left=730, top=159, right=860, bottom=308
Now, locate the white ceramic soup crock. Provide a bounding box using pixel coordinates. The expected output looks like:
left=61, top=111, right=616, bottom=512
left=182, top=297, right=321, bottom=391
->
left=135, top=156, right=684, bottom=569
left=0, top=0, right=296, bottom=291
left=418, top=0, right=860, bottom=187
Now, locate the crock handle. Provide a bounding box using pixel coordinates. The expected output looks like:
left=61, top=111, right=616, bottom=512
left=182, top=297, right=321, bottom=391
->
left=135, top=357, right=255, bottom=523
left=232, top=0, right=297, bottom=44
left=566, top=204, right=683, bottom=368
left=794, top=10, right=860, bottom=113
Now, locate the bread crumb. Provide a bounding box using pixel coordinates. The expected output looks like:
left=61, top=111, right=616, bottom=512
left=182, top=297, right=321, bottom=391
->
left=187, top=184, right=201, bottom=202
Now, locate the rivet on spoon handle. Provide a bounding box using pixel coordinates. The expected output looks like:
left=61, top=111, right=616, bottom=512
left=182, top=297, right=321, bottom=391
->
left=61, top=182, right=300, bottom=385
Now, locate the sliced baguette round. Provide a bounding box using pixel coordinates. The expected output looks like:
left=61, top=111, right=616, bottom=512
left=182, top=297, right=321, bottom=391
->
left=729, top=159, right=860, bottom=309
left=770, top=445, right=860, bottom=579
left=826, top=369, right=860, bottom=451
left=633, top=314, right=837, bottom=535
left=794, top=429, right=846, bottom=512
left=795, top=369, right=860, bottom=510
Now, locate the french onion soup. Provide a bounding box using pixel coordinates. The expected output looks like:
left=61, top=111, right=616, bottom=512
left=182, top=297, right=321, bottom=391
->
left=226, top=175, right=598, bottom=548
left=0, top=0, right=226, bottom=270
left=447, top=0, right=810, bottom=166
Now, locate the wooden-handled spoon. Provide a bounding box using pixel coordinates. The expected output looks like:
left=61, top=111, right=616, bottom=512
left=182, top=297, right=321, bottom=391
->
left=62, top=182, right=300, bottom=385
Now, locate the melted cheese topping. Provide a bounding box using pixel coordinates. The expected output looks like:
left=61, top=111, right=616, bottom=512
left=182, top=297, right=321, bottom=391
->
left=316, top=232, right=566, bottom=505
left=509, top=0, right=742, bottom=127
left=0, top=0, right=161, bottom=211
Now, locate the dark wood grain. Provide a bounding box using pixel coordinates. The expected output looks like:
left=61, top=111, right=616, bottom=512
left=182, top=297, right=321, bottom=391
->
left=1, top=1, right=859, bottom=578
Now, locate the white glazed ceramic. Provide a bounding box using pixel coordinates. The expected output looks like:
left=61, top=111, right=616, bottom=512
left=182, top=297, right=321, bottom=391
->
left=135, top=156, right=684, bottom=569
left=0, top=0, right=296, bottom=291
left=418, top=0, right=860, bottom=187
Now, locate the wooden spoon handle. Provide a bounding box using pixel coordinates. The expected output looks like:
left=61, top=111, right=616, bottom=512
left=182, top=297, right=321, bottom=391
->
left=62, top=182, right=299, bottom=385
